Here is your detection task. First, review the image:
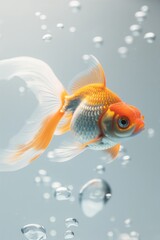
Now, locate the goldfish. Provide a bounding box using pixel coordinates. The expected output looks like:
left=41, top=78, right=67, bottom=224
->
left=0, top=55, right=144, bottom=171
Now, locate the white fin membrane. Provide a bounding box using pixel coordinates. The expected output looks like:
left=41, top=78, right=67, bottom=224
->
left=69, top=55, right=106, bottom=94
left=50, top=142, right=86, bottom=162
left=0, top=57, right=65, bottom=171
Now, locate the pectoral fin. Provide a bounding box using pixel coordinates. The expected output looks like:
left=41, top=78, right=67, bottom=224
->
left=106, top=144, right=120, bottom=159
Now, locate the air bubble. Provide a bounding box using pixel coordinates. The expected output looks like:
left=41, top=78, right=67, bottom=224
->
left=65, top=218, right=79, bottom=228
left=130, top=24, right=142, bottom=36
left=147, top=128, right=155, bottom=138
left=69, top=27, right=76, bottom=33
left=35, top=12, right=41, bottom=17
left=79, top=179, right=111, bottom=217
left=107, top=231, right=114, bottom=238
left=118, top=47, right=128, bottom=58
left=119, top=233, right=131, bottom=240
left=135, top=11, right=147, bottom=22
left=64, top=230, right=74, bottom=239
left=92, top=36, right=103, bottom=47
left=40, top=14, right=47, bottom=20
left=56, top=23, right=64, bottom=29
left=19, top=86, right=25, bottom=93
left=141, top=5, right=149, bottom=13
left=51, top=181, right=62, bottom=190
left=21, top=224, right=46, bottom=240
left=144, top=32, right=156, bottom=43
left=49, top=216, right=56, bottom=223
left=42, top=34, right=52, bottom=43
left=50, top=230, right=57, bottom=237
left=124, top=35, right=134, bottom=45
left=34, top=176, right=41, bottom=184
left=38, top=169, right=47, bottom=176
left=54, top=187, right=71, bottom=200
left=43, top=192, right=51, bottom=200
left=41, top=25, right=47, bottom=30
left=69, top=0, right=81, bottom=13
left=124, top=218, right=132, bottom=227
left=95, top=165, right=105, bottom=174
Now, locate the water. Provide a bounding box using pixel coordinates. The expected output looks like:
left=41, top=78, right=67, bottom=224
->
left=79, top=179, right=111, bottom=217
left=144, top=32, right=156, bottom=43
left=0, top=1, right=159, bottom=240
left=21, top=224, right=46, bottom=240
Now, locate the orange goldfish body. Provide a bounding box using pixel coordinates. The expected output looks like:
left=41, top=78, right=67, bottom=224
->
left=0, top=55, right=144, bottom=171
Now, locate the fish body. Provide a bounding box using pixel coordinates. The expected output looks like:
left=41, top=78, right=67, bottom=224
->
left=63, top=84, right=121, bottom=150
left=0, top=55, right=144, bottom=171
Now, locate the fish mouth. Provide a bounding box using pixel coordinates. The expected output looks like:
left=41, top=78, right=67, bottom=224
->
left=133, top=118, right=145, bottom=135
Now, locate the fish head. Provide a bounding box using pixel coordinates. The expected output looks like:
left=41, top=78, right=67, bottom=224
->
left=100, top=102, right=145, bottom=141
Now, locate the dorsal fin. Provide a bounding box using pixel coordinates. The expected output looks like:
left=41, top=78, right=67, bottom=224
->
left=69, top=55, right=106, bottom=94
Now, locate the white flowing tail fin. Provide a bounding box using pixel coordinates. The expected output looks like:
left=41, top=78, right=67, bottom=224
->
left=0, top=57, right=67, bottom=171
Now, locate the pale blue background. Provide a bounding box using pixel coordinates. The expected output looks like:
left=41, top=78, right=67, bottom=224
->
left=0, top=0, right=159, bottom=239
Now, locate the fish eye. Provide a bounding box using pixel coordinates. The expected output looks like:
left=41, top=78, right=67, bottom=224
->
left=117, top=117, right=130, bottom=129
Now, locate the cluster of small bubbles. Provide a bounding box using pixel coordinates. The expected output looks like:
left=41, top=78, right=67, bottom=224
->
left=69, top=26, right=77, bottom=33
left=19, top=86, right=26, bottom=93
left=135, top=11, right=147, bottom=22
left=64, top=230, right=74, bottom=239
left=21, top=224, right=47, bottom=240
left=65, top=218, right=79, bottom=228
left=95, top=164, right=105, bottom=174
left=79, top=179, right=111, bottom=217
left=124, top=218, right=132, bottom=228
left=50, top=229, right=57, bottom=237
left=42, top=33, right=52, bottom=43
left=124, top=35, right=134, bottom=45
left=147, top=128, right=155, bottom=138
left=56, top=23, right=64, bottom=29
left=118, top=47, right=128, bottom=58
left=121, top=155, right=131, bottom=166
left=41, top=24, right=47, bottom=31
left=144, top=32, right=156, bottom=43
left=49, top=216, right=56, bottom=223
left=54, top=186, right=72, bottom=201
left=40, top=14, right=47, bottom=21
left=69, top=0, right=81, bottom=13
left=43, top=192, right=51, bottom=200
left=141, top=5, right=149, bottom=13
left=130, top=24, right=142, bottom=37
left=36, top=169, right=52, bottom=185
left=92, top=36, right=103, bottom=48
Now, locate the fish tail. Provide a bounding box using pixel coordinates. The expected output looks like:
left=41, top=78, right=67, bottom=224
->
left=0, top=56, right=67, bottom=171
